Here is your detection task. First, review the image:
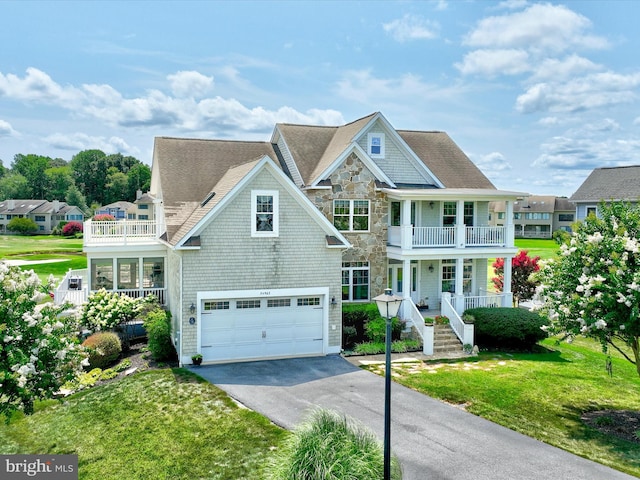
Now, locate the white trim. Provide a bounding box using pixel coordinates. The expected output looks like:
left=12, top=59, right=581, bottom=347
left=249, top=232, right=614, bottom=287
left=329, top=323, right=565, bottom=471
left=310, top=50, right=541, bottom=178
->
left=367, top=132, right=385, bottom=158
left=251, top=189, right=279, bottom=237
left=333, top=198, right=370, bottom=232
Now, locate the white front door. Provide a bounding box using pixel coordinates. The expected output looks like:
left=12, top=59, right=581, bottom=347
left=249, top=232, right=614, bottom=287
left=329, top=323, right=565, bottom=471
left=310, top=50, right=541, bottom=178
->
left=388, top=264, right=419, bottom=303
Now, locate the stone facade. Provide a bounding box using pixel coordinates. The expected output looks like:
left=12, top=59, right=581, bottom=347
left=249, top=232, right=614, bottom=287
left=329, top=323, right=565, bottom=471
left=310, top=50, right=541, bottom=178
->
left=307, top=152, right=389, bottom=299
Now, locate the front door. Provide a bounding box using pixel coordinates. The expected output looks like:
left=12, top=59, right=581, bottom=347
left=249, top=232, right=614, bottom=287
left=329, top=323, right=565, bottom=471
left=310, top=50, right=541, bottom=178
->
left=388, top=264, right=419, bottom=303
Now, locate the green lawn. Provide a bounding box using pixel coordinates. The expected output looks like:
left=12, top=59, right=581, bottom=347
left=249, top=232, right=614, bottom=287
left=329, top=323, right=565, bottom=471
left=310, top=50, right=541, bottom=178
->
left=514, top=238, right=561, bottom=260
left=0, top=369, right=288, bottom=480
left=367, top=337, right=640, bottom=477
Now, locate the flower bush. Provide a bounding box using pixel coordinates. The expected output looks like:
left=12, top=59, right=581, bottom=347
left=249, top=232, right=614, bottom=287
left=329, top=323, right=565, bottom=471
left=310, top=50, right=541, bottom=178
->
left=536, top=201, right=640, bottom=376
left=93, top=214, right=116, bottom=221
left=62, top=221, right=83, bottom=236
left=0, top=261, right=87, bottom=418
left=80, top=289, right=150, bottom=331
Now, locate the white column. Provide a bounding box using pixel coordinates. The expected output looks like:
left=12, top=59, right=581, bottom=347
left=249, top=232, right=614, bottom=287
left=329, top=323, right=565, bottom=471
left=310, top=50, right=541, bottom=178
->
left=505, top=200, right=515, bottom=246
left=401, top=199, right=413, bottom=249
left=456, top=199, right=465, bottom=247
left=503, top=256, right=513, bottom=306
left=402, top=258, right=411, bottom=317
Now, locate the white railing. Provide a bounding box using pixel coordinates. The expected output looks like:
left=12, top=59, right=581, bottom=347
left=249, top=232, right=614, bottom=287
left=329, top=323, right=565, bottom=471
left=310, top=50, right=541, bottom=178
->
left=413, top=226, right=456, bottom=247
left=55, top=269, right=88, bottom=306
left=108, top=287, right=167, bottom=305
left=465, top=226, right=506, bottom=246
left=84, top=220, right=158, bottom=245
left=441, top=293, right=474, bottom=347
left=400, top=300, right=434, bottom=355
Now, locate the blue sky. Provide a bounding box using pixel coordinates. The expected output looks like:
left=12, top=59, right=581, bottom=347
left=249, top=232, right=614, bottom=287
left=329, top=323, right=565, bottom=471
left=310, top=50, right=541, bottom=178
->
left=1, top=0, right=640, bottom=197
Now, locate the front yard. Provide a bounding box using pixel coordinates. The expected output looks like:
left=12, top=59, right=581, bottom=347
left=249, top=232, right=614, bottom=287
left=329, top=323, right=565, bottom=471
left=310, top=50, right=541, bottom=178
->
left=365, top=336, right=640, bottom=477
left=0, top=368, right=287, bottom=480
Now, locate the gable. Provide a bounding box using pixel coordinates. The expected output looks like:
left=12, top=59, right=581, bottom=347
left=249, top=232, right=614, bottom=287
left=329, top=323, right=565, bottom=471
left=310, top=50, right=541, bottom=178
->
left=571, top=165, right=640, bottom=202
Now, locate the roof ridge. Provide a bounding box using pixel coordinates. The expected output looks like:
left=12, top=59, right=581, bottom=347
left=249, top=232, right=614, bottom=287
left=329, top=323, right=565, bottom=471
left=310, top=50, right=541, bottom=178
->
left=156, top=136, right=270, bottom=145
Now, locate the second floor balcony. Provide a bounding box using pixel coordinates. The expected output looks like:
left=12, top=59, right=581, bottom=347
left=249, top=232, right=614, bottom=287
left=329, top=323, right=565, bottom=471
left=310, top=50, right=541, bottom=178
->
left=84, top=219, right=161, bottom=246
left=388, top=224, right=512, bottom=249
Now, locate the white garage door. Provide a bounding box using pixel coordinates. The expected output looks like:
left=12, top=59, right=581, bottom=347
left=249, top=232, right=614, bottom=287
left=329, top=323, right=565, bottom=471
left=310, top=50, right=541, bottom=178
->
left=200, top=295, right=324, bottom=362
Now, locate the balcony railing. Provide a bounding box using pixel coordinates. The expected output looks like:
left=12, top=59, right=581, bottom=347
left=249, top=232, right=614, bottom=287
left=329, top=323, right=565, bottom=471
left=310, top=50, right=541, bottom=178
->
left=388, top=225, right=507, bottom=249
left=84, top=220, right=159, bottom=245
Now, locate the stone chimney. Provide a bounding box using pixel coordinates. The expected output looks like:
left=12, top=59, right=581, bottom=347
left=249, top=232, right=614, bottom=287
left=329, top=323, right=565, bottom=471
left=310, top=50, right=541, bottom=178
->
left=52, top=200, right=60, bottom=213
left=136, top=189, right=143, bottom=200
left=7, top=199, right=15, bottom=210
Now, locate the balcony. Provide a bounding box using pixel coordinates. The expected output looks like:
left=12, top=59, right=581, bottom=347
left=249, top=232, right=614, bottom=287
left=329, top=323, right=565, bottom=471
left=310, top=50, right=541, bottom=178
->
left=388, top=225, right=509, bottom=249
left=84, top=220, right=159, bottom=246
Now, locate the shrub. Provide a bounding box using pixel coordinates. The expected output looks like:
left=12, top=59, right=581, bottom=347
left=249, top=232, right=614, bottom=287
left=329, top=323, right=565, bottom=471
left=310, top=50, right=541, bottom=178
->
left=465, top=307, right=548, bottom=350
left=62, top=221, right=83, bottom=236
left=93, top=213, right=116, bottom=221
left=81, top=289, right=151, bottom=331
left=364, top=316, right=405, bottom=344
left=7, top=217, right=38, bottom=235
left=82, top=332, right=122, bottom=369
left=552, top=229, right=571, bottom=245
left=342, top=303, right=381, bottom=349
left=269, top=409, right=402, bottom=479
left=144, top=308, right=176, bottom=362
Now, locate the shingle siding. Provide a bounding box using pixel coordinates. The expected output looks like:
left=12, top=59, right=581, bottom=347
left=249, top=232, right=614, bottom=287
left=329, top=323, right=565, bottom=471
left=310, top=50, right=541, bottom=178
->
left=178, top=168, right=342, bottom=357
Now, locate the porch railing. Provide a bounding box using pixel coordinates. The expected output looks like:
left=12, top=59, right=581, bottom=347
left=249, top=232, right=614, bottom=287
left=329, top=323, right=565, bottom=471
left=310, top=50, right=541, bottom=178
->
left=401, top=301, right=434, bottom=355
left=441, top=293, right=474, bottom=347
left=388, top=225, right=507, bottom=248
left=84, top=220, right=158, bottom=245
left=55, top=269, right=88, bottom=306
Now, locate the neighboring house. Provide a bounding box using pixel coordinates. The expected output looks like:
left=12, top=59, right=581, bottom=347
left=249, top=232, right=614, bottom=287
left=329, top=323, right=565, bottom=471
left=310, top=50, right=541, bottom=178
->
left=95, top=201, right=134, bottom=220
left=490, top=195, right=575, bottom=238
left=81, top=112, right=527, bottom=365
left=570, top=165, right=640, bottom=220
left=0, top=199, right=84, bottom=234
left=127, top=191, right=157, bottom=221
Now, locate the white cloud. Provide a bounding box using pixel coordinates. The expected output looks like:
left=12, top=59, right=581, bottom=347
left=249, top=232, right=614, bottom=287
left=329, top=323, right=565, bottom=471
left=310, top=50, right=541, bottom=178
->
left=383, top=14, right=439, bottom=42
left=529, top=54, right=601, bottom=82
left=0, top=67, right=343, bottom=136
left=167, top=70, right=214, bottom=98
left=44, top=132, right=136, bottom=154
left=456, top=49, right=530, bottom=76
left=463, top=3, right=609, bottom=53
left=516, top=71, right=640, bottom=113
left=0, top=119, right=16, bottom=136
left=474, top=151, right=512, bottom=173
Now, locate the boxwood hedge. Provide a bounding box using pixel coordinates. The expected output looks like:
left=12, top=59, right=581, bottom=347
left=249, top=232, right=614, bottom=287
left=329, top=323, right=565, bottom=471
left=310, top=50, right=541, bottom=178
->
left=464, top=307, right=548, bottom=350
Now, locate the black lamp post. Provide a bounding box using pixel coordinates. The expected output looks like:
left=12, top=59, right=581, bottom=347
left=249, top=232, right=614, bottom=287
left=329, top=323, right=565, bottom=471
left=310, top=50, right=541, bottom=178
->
left=373, top=288, right=403, bottom=480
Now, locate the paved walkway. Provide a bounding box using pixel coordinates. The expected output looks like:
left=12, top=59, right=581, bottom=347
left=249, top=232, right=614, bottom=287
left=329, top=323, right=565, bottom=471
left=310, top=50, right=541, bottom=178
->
left=192, top=355, right=635, bottom=480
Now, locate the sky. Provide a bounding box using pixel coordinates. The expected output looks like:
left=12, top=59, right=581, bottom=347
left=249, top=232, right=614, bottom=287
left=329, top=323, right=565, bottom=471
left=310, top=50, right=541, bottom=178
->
left=1, top=0, right=640, bottom=197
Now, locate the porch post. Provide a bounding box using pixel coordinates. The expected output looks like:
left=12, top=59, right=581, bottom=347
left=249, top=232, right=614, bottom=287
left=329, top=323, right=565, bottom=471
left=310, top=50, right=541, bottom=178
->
left=401, top=199, right=412, bottom=249
left=402, top=258, right=411, bottom=317
left=455, top=257, right=464, bottom=315
left=505, top=200, right=515, bottom=246
left=503, top=255, right=513, bottom=307
left=456, top=200, right=465, bottom=247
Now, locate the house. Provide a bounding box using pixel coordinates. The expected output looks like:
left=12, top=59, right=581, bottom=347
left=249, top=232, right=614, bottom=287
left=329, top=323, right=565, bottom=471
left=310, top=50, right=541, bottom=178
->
left=0, top=199, right=84, bottom=234
left=95, top=201, right=135, bottom=220
left=79, top=112, right=527, bottom=365
left=489, top=195, right=575, bottom=238
left=127, top=191, right=157, bottom=221
left=570, top=165, right=640, bottom=220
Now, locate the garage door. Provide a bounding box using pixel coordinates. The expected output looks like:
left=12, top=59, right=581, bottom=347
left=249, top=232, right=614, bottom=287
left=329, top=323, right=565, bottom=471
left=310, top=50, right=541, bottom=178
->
left=200, top=295, right=324, bottom=362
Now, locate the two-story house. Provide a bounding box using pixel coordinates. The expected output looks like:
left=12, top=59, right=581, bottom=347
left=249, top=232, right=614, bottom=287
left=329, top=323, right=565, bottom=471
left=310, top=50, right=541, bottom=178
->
left=79, top=112, right=527, bottom=365
left=570, top=165, right=640, bottom=220
left=490, top=195, right=575, bottom=237
left=0, top=199, right=84, bottom=234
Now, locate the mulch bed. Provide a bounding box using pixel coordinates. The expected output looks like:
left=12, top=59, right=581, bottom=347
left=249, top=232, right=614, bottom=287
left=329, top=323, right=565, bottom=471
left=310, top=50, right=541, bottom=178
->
left=582, top=410, right=640, bottom=444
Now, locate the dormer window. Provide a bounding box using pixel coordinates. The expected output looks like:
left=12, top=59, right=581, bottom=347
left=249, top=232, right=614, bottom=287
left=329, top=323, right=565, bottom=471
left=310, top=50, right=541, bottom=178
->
left=368, top=133, right=385, bottom=158
left=251, top=190, right=279, bottom=237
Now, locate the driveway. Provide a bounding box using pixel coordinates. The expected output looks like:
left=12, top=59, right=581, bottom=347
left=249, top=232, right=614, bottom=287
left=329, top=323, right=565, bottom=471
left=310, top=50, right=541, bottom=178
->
left=192, top=355, right=635, bottom=480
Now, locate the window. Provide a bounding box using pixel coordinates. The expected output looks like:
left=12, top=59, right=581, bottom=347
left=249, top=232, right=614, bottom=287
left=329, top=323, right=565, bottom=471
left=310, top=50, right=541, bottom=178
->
left=204, top=301, right=229, bottom=310
left=463, top=202, right=474, bottom=226
left=342, top=261, right=369, bottom=301
left=586, top=206, right=597, bottom=218
left=441, top=259, right=473, bottom=294
left=524, top=212, right=550, bottom=220
left=367, top=133, right=385, bottom=157
left=443, top=202, right=456, bottom=226
left=251, top=190, right=279, bottom=237
left=144, top=258, right=164, bottom=288
left=558, top=213, right=574, bottom=222
left=497, top=212, right=505, bottom=220
left=35, top=215, right=45, bottom=222
left=513, top=213, right=521, bottom=220
left=127, top=213, right=136, bottom=220
left=268, top=298, right=291, bottom=308
left=68, top=214, right=82, bottom=221
left=297, top=297, right=320, bottom=306
left=333, top=200, right=369, bottom=231
left=390, top=201, right=401, bottom=226
left=139, top=204, right=149, bottom=210
left=117, top=258, right=139, bottom=289
left=237, top=300, right=261, bottom=309
left=139, top=214, right=149, bottom=220
left=92, top=258, right=113, bottom=290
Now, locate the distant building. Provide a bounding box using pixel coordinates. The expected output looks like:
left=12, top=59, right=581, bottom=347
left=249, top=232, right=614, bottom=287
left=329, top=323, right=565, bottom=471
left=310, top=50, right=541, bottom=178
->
left=0, top=199, right=85, bottom=234
left=95, top=201, right=135, bottom=220
left=570, top=165, right=640, bottom=220
left=490, top=195, right=574, bottom=238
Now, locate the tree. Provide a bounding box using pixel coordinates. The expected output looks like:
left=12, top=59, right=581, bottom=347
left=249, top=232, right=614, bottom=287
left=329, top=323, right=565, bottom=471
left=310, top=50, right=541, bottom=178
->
left=65, top=184, right=88, bottom=215
left=11, top=154, right=53, bottom=199
left=104, top=167, right=128, bottom=204
left=7, top=217, right=38, bottom=235
left=537, top=201, right=640, bottom=376
left=0, top=173, right=30, bottom=201
left=45, top=166, right=74, bottom=201
left=492, top=250, right=541, bottom=306
left=0, top=263, right=87, bottom=418
left=126, top=163, right=151, bottom=200
left=70, top=149, right=108, bottom=206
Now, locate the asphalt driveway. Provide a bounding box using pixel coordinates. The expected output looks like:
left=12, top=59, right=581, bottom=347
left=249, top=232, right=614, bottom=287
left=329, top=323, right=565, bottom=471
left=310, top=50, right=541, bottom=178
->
left=191, top=355, right=635, bottom=480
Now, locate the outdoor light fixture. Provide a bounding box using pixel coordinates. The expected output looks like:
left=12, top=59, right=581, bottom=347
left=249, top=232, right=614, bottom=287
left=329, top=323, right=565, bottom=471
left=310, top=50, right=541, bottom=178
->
left=428, top=264, right=434, bottom=273
left=429, top=201, right=434, bottom=209
left=189, top=302, right=196, bottom=314
left=331, top=296, right=337, bottom=306
left=373, top=288, right=403, bottom=480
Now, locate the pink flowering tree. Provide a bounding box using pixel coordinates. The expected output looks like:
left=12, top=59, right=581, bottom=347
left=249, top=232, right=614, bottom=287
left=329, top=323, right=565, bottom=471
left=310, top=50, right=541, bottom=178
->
left=536, top=202, right=640, bottom=376
left=92, top=214, right=116, bottom=221
left=0, top=262, right=87, bottom=419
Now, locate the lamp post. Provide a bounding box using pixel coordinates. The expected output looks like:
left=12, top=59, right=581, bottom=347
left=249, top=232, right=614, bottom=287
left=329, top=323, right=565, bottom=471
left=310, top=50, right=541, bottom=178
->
left=373, top=288, right=403, bottom=480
